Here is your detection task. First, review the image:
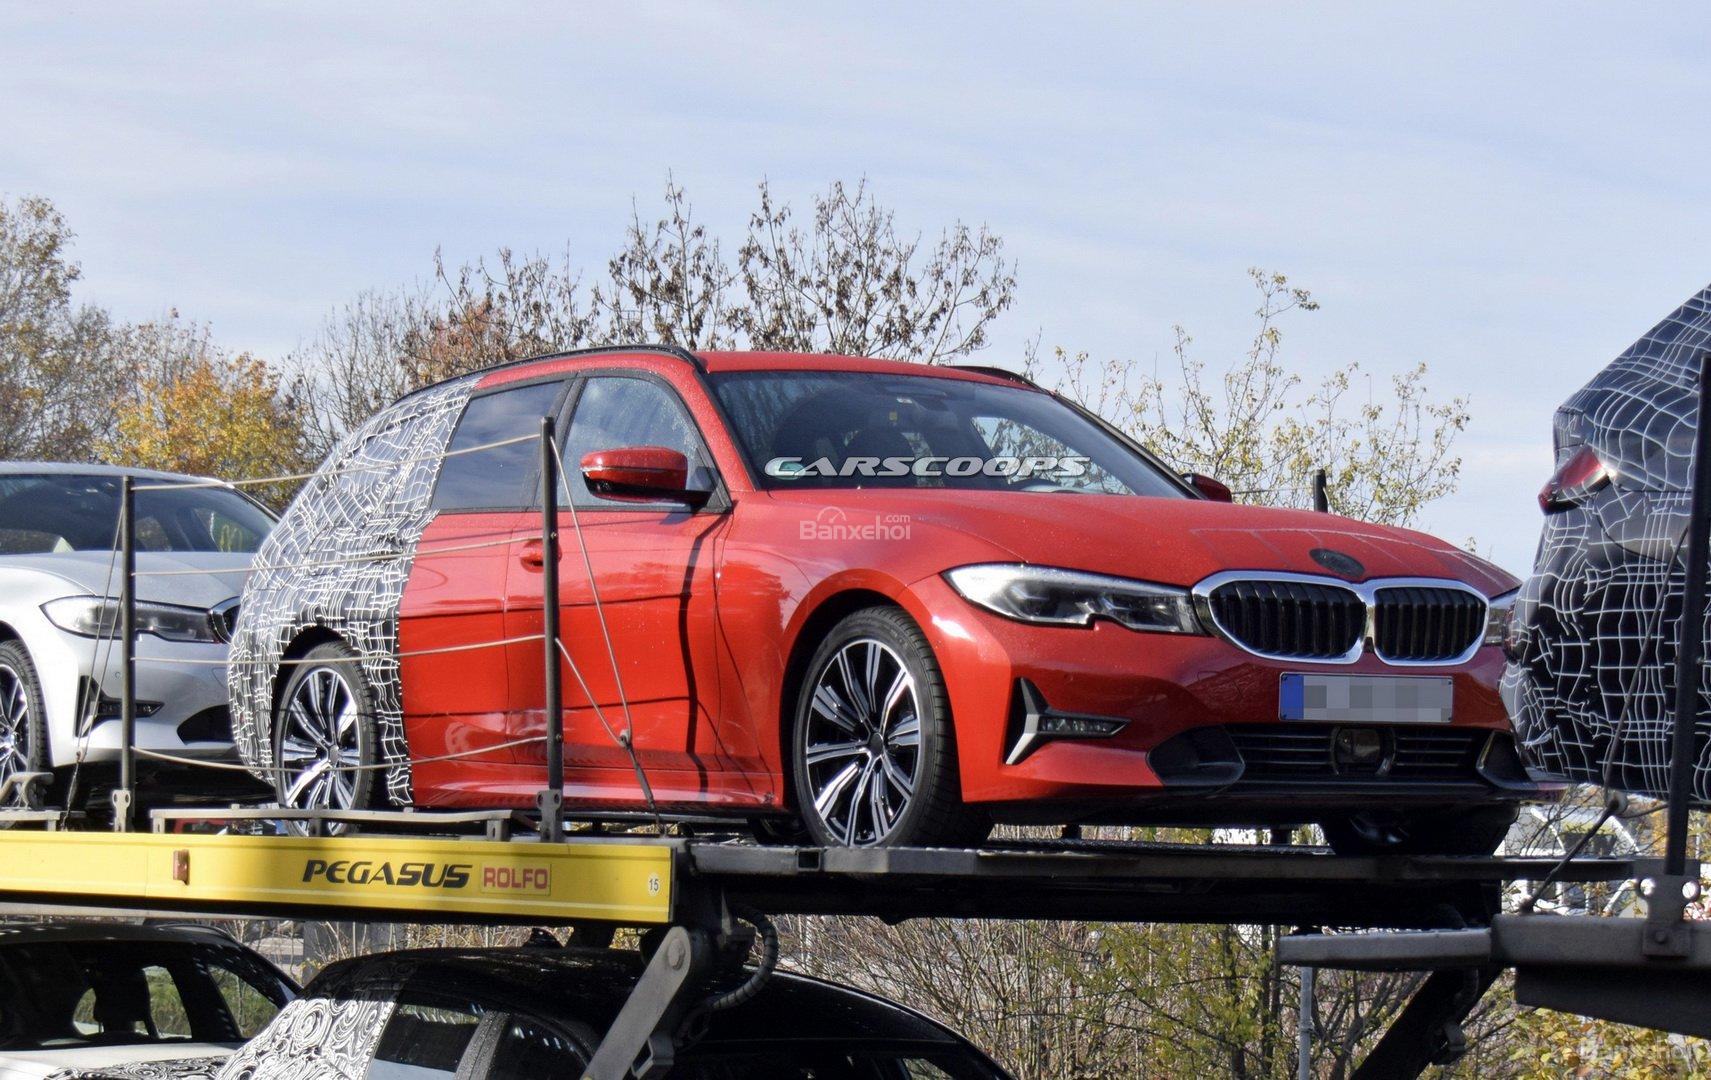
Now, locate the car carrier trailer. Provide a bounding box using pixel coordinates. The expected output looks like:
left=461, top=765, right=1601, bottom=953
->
left=0, top=804, right=1663, bottom=1079
left=2, top=355, right=1707, bottom=1078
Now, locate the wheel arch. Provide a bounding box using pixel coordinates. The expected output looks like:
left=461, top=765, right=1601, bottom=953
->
left=269, top=626, right=349, bottom=721
left=777, top=583, right=940, bottom=812
left=0, top=622, right=44, bottom=775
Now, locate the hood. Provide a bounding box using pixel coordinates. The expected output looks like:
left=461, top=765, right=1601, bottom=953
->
left=779, top=490, right=1517, bottom=595
left=0, top=552, right=250, bottom=609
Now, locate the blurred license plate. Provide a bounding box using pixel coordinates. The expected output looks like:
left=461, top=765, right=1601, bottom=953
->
left=1279, top=674, right=1454, bottom=724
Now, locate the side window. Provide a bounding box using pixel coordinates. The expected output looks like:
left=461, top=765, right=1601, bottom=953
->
left=143, top=966, right=192, bottom=1038
left=207, top=963, right=282, bottom=1038
left=71, top=964, right=190, bottom=1041
left=432, top=380, right=565, bottom=512
left=366, top=994, right=486, bottom=1079
left=486, top=1015, right=590, bottom=1079
left=561, top=376, right=713, bottom=505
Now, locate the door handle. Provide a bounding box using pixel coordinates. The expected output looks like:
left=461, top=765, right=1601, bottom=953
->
left=519, top=538, right=545, bottom=569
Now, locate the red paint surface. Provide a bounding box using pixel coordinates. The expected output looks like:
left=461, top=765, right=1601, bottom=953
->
left=396, top=350, right=1521, bottom=817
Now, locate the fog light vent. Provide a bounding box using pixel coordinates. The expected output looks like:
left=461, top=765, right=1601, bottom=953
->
left=1005, top=679, right=1130, bottom=765
left=1038, top=714, right=1126, bottom=738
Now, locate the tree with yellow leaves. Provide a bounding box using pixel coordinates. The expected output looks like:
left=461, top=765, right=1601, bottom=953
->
left=103, top=317, right=309, bottom=508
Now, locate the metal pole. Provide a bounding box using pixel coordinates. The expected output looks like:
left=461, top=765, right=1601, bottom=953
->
left=1312, top=468, right=1329, bottom=514
left=1297, top=965, right=1315, bottom=1080
left=1666, top=351, right=1711, bottom=877
left=538, top=416, right=565, bottom=843
left=115, top=475, right=136, bottom=832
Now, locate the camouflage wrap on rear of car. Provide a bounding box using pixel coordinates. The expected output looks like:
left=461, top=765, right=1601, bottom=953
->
left=227, top=378, right=475, bottom=806
left=1503, top=283, right=1711, bottom=802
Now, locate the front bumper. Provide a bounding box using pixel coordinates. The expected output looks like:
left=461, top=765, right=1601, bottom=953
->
left=35, top=630, right=237, bottom=767
left=913, top=575, right=1542, bottom=818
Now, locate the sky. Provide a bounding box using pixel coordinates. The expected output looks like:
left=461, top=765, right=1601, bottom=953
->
left=3, top=2, right=1709, bottom=574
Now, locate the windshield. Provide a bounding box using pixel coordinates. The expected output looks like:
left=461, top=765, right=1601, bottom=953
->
left=708, top=371, right=1187, bottom=497
left=0, top=938, right=292, bottom=1050
left=0, top=474, right=276, bottom=555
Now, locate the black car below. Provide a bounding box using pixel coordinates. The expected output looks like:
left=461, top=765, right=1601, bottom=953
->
left=220, top=941, right=1010, bottom=1079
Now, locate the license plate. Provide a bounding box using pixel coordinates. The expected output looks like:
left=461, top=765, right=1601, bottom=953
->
left=1279, top=674, right=1454, bottom=724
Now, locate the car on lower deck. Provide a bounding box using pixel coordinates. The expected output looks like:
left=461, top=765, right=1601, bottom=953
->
left=230, top=346, right=1543, bottom=854
left=0, top=922, right=296, bottom=1080
left=218, top=942, right=1011, bottom=1079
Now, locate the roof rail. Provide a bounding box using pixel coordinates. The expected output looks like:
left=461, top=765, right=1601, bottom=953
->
left=949, top=364, right=1037, bottom=387
left=398, top=343, right=706, bottom=403
left=502, top=342, right=705, bottom=375
left=150, top=920, right=246, bottom=944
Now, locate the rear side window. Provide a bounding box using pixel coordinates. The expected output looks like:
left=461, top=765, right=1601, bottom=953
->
left=367, top=995, right=486, bottom=1078
left=486, top=1015, right=589, bottom=1078
left=211, top=965, right=280, bottom=1038
left=432, top=380, right=564, bottom=512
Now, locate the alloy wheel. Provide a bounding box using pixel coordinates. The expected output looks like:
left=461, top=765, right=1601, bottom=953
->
left=0, top=664, right=29, bottom=794
left=277, top=667, right=363, bottom=810
left=802, top=638, right=922, bottom=845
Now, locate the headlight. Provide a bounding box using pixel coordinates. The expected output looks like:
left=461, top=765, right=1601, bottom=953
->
left=1484, top=589, right=1518, bottom=649
left=943, top=564, right=1204, bottom=634
left=42, top=596, right=223, bottom=644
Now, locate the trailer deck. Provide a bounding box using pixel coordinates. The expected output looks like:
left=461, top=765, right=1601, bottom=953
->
left=0, top=811, right=1642, bottom=930
left=0, top=805, right=1667, bottom=1079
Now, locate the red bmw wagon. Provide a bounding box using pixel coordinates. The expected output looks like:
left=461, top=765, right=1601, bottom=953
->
left=229, top=347, right=1541, bottom=852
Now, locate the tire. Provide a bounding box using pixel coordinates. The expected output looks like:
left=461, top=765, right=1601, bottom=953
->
left=271, top=642, right=381, bottom=816
left=1321, top=804, right=1518, bottom=857
left=789, top=606, right=988, bottom=848
left=0, top=641, right=48, bottom=810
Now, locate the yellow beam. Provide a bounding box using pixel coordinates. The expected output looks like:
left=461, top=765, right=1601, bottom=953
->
left=0, top=832, right=674, bottom=924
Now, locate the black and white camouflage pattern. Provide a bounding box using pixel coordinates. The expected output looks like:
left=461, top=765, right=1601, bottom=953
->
left=214, top=956, right=415, bottom=1080
left=46, top=1058, right=226, bottom=1080
left=1503, top=283, right=1711, bottom=802
left=228, top=378, right=474, bottom=805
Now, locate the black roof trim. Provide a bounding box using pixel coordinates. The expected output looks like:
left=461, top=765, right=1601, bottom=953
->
left=0, top=921, right=248, bottom=945
left=948, top=364, right=1037, bottom=387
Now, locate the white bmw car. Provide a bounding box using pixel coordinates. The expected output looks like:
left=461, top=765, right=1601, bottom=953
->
left=0, top=464, right=276, bottom=805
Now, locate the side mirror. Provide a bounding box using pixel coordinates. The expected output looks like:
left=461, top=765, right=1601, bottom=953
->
left=580, top=446, right=695, bottom=503
left=1185, top=473, right=1233, bottom=503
